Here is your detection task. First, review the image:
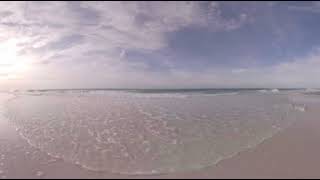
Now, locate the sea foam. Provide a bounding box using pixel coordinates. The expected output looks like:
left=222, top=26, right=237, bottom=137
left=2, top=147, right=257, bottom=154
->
left=4, top=91, right=303, bottom=175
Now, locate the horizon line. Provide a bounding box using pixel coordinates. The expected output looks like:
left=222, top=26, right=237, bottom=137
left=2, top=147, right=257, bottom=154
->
left=19, top=87, right=309, bottom=91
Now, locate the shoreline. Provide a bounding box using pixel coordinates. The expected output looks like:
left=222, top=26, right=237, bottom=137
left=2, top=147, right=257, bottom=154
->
left=0, top=92, right=319, bottom=178
left=158, top=100, right=320, bottom=179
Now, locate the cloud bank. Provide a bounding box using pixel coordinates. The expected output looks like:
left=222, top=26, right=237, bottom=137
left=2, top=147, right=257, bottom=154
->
left=0, top=1, right=319, bottom=90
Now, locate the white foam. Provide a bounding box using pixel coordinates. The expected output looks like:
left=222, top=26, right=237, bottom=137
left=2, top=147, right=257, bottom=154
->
left=293, top=104, right=306, bottom=112
left=0, top=93, right=15, bottom=121
left=4, top=92, right=297, bottom=175
left=19, top=90, right=242, bottom=99
left=258, top=89, right=268, bottom=93
left=305, top=88, right=320, bottom=92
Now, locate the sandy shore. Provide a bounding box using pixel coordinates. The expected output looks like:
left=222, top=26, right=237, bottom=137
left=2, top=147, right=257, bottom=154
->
left=161, top=102, right=320, bottom=179
left=1, top=93, right=320, bottom=178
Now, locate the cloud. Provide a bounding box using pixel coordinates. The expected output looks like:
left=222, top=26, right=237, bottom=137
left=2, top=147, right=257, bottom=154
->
left=1, top=2, right=251, bottom=53
left=3, top=1, right=300, bottom=90
left=120, top=49, right=126, bottom=59
left=213, top=49, right=320, bottom=88
left=288, top=2, right=320, bottom=13
left=8, top=49, right=320, bottom=89
left=43, top=34, right=85, bottom=51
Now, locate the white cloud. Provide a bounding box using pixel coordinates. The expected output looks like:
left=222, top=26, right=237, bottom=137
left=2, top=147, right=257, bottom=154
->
left=0, top=1, right=258, bottom=90
left=3, top=49, right=320, bottom=90
left=0, top=1, right=251, bottom=54
left=288, top=2, right=320, bottom=13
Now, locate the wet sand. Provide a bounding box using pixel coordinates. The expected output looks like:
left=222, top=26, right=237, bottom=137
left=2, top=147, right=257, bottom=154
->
left=162, top=103, right=320, bottom=179
left=0, top=93, right=320, bottom=178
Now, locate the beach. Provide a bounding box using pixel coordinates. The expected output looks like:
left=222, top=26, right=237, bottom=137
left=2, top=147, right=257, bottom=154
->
left=164, top=101, right=320, bottom=179
left=0, top=91, right=319, bottom=178
left=2, top=1, right=320, bottom=178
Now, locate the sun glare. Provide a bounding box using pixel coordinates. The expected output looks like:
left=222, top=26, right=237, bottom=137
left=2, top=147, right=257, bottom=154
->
left=0, top=38, right=30, bottom=79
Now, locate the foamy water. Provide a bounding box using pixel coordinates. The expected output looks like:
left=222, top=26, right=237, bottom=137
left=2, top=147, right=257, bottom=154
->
left=2, top=90, right=305, bottom=175
left=0, top=93, right=14, bottom=122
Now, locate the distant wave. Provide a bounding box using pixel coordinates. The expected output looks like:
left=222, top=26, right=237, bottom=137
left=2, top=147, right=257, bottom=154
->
left=193, top=92, right=239, bottom=97
left=304, top=88, right=320, bottom=93
left=257, top=89, right=281, bottom=94
left=14, top=89, right=241, bottom=99
left=258, top=89, right=268, bottom=93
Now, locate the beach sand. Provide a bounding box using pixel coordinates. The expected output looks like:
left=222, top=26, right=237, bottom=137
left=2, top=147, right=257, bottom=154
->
left=0, top=93, right=320, bottom=178
left=162, top=103, right=320, bottom=179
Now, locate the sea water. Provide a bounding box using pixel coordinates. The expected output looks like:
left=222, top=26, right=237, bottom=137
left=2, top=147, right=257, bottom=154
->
left=3, top=89, right=305, bottom=175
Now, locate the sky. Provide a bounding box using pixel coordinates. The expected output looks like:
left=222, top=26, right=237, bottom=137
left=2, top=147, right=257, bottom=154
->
left=1, top=1, right=320, bottom=90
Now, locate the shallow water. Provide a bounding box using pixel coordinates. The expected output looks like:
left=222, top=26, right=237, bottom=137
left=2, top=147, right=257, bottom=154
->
left=3, top=91, right=304, bottom=175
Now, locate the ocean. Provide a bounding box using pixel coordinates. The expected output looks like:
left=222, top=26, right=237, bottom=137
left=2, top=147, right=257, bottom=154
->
left=1, top=88, right=307, bottom=174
